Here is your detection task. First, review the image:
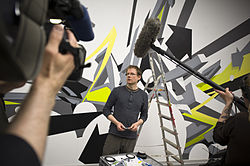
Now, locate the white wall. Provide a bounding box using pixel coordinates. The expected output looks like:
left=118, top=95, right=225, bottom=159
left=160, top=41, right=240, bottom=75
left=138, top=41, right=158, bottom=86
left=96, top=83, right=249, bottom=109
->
left=42, top=0, right=250, bottom=165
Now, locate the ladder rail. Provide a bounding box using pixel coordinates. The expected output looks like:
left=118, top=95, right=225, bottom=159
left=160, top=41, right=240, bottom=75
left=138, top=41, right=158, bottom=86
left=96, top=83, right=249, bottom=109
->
left=138, top=52, right=184, bottom=166
left=149, top=53, right=170, bottom=164
left=156, top=53, right=184, bottom=165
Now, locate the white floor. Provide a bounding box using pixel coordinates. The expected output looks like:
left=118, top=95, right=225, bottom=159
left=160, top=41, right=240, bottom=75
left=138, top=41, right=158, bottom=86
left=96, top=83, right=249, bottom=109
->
left=43, top=159, right=208, bottom=166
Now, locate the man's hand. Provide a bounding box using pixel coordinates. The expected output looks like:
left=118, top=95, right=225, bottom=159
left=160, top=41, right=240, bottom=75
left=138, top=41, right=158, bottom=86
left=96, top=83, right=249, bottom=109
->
left=129, top=119, right=143, bottom=132
left=116, top=122, right=126, bottom=131
left=129, top=122, right=139, bottom=132
left=215, top=88, right=234, bottom=123
left=215, top=88, right=234, bottom=106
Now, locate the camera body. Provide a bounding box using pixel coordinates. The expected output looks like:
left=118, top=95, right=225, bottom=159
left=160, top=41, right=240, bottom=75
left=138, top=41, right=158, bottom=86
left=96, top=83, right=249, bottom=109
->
left=0, top=0, right=93, bottom=82
left=46, top=0, right=91, bottom=81
left=44, top=22, right=87, bottom=81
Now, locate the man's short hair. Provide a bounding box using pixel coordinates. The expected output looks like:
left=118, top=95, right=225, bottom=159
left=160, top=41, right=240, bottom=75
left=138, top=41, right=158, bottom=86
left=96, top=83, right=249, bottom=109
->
left=126, top=65, right=142, bottom=76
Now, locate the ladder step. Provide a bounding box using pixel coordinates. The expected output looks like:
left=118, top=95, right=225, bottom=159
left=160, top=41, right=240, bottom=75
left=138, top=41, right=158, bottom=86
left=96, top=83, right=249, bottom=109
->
left=161, top=126, right=176, bottom=135
left=158, top=101, right=169, bottom=106
left=159, top=114, right=172, bottom=121
left=165, top=149, right=182, bottom=164
left=163, top=138, right=179, bottom=149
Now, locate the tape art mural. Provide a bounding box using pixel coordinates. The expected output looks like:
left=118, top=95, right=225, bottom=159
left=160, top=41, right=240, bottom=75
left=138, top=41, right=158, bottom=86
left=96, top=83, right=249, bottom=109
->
left=4, top=0, right=250, bottom=164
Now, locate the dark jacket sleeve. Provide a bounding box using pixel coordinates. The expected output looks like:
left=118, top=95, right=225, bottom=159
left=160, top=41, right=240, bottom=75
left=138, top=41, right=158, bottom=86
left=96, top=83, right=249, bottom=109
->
left=0, top=134, right=40, bottom=166
left=139, top=92, right=148, bottom=123
left=103, top=88, right=117, bottom=118
left=213, top=116, right=235, bottom=146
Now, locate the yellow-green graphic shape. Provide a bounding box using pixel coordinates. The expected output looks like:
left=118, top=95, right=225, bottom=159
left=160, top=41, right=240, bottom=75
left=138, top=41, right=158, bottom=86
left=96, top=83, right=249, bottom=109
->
left=157, top=5, right=164, bottom=22
left=85, top=87, right=111, bottom=103
left=4, top=101, right=20, bottom=105
left=82, top=27, right=117, bottom=103
left=183, top=93, right=218, bottom=148
left=197, top=53, right=250, bottom=91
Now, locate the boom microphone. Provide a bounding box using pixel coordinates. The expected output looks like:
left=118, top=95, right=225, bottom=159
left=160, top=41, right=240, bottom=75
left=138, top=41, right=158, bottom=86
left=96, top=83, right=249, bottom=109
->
left=134, top=18, right=161, bottom=58
left=134, top=18, right=247, bottom=111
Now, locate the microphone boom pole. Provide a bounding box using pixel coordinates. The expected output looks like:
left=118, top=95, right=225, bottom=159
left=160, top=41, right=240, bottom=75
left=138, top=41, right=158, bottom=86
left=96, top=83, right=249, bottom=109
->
left=150, top=43, right=247, bottom=111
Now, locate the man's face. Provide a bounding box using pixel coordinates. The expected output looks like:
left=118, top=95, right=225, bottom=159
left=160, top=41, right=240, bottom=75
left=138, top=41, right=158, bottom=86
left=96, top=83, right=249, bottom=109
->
left=126, top=68, right=141, bottom=85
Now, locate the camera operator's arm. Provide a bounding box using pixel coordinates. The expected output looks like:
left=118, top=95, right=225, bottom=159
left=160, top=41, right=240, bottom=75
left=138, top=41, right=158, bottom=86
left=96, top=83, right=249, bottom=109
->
left=6, top=25, right=75, bottom=161
left=213, top=88, right=234, bottom=145
left=215, top=88, right=234, bottom=123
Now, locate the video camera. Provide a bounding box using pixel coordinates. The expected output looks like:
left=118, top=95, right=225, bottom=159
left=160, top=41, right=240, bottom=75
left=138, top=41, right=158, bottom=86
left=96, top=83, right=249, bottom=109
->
left=46, top=0, right=94, bottom=81
left=0, top=0, right=94, bottom=82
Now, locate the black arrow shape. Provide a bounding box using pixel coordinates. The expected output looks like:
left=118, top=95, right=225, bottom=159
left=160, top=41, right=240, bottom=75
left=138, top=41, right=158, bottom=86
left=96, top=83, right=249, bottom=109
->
left=166, top=25, right=192, bottom=60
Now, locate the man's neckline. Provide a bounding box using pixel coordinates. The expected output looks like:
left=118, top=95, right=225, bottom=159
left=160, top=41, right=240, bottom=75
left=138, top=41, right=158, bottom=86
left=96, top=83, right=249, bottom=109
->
left=126, top=85, right=139, bottom=92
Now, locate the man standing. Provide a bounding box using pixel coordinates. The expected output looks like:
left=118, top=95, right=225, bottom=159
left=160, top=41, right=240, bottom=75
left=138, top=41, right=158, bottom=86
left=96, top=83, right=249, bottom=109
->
left=102, top=65, right=148, bottom=155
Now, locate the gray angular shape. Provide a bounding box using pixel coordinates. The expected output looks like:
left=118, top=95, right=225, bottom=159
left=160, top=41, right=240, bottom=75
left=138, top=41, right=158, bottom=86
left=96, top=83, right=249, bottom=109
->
left=94, top=48, right=108, bottom=79
left=203, top=130, right=214, bottom=143
left=196, top=105, right=221, bottom=119
left=179, top=109, right=191, bottom=114
left=168, top=0, right=175, bottom=7
left=62, top=86, right=77, bottom=97
left=176, top=0, right=196, bottom=28
left=53, top=100, right=73, bottom=115
left=4, top=93, right=27, bottom=100
left=231, top=41, right=250, bottom=69
left=76, top=128, right=85, bottom=138
left=172, top=79, right=185, bottom=95
left=150, top=0, right=167, bottom=18
left=164, top=55, right=207, bottom=82
left=178, top=83, right=195, bottom=105
left=186, top=123, right=210, bottom=142
left=202, top=60, right=221, bottom=79
left=78, top=78, right=93, bottom=87
left=231, top=48, right=244, bottom=69
left=94, top=68, right=108, bottom=87
left=120, top=26, right=140, bottom=85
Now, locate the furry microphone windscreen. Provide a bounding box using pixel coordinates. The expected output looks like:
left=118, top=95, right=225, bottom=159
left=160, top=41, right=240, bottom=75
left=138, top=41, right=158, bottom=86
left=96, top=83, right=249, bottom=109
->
left=134, top=18, right=161, bottom=58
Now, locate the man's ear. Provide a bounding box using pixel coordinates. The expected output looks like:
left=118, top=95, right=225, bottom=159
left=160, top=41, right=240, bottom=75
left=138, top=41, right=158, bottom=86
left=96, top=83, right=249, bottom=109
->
left=138, top=75, right=141, bottom=82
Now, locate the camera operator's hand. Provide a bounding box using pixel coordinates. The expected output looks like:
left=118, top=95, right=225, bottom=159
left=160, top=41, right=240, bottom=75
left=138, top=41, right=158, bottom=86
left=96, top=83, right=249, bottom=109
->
left=7, top=25, right=75, bottom=162
left=66, top=28, right=79, bottom=48
left=35, top=25, right=75, bottom=94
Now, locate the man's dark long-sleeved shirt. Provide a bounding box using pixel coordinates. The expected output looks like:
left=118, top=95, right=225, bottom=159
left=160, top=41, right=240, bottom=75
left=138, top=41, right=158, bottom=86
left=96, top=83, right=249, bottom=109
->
left=103, top=86, right=148, bottom=139
left=213, top=112, right=250, bottom=165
